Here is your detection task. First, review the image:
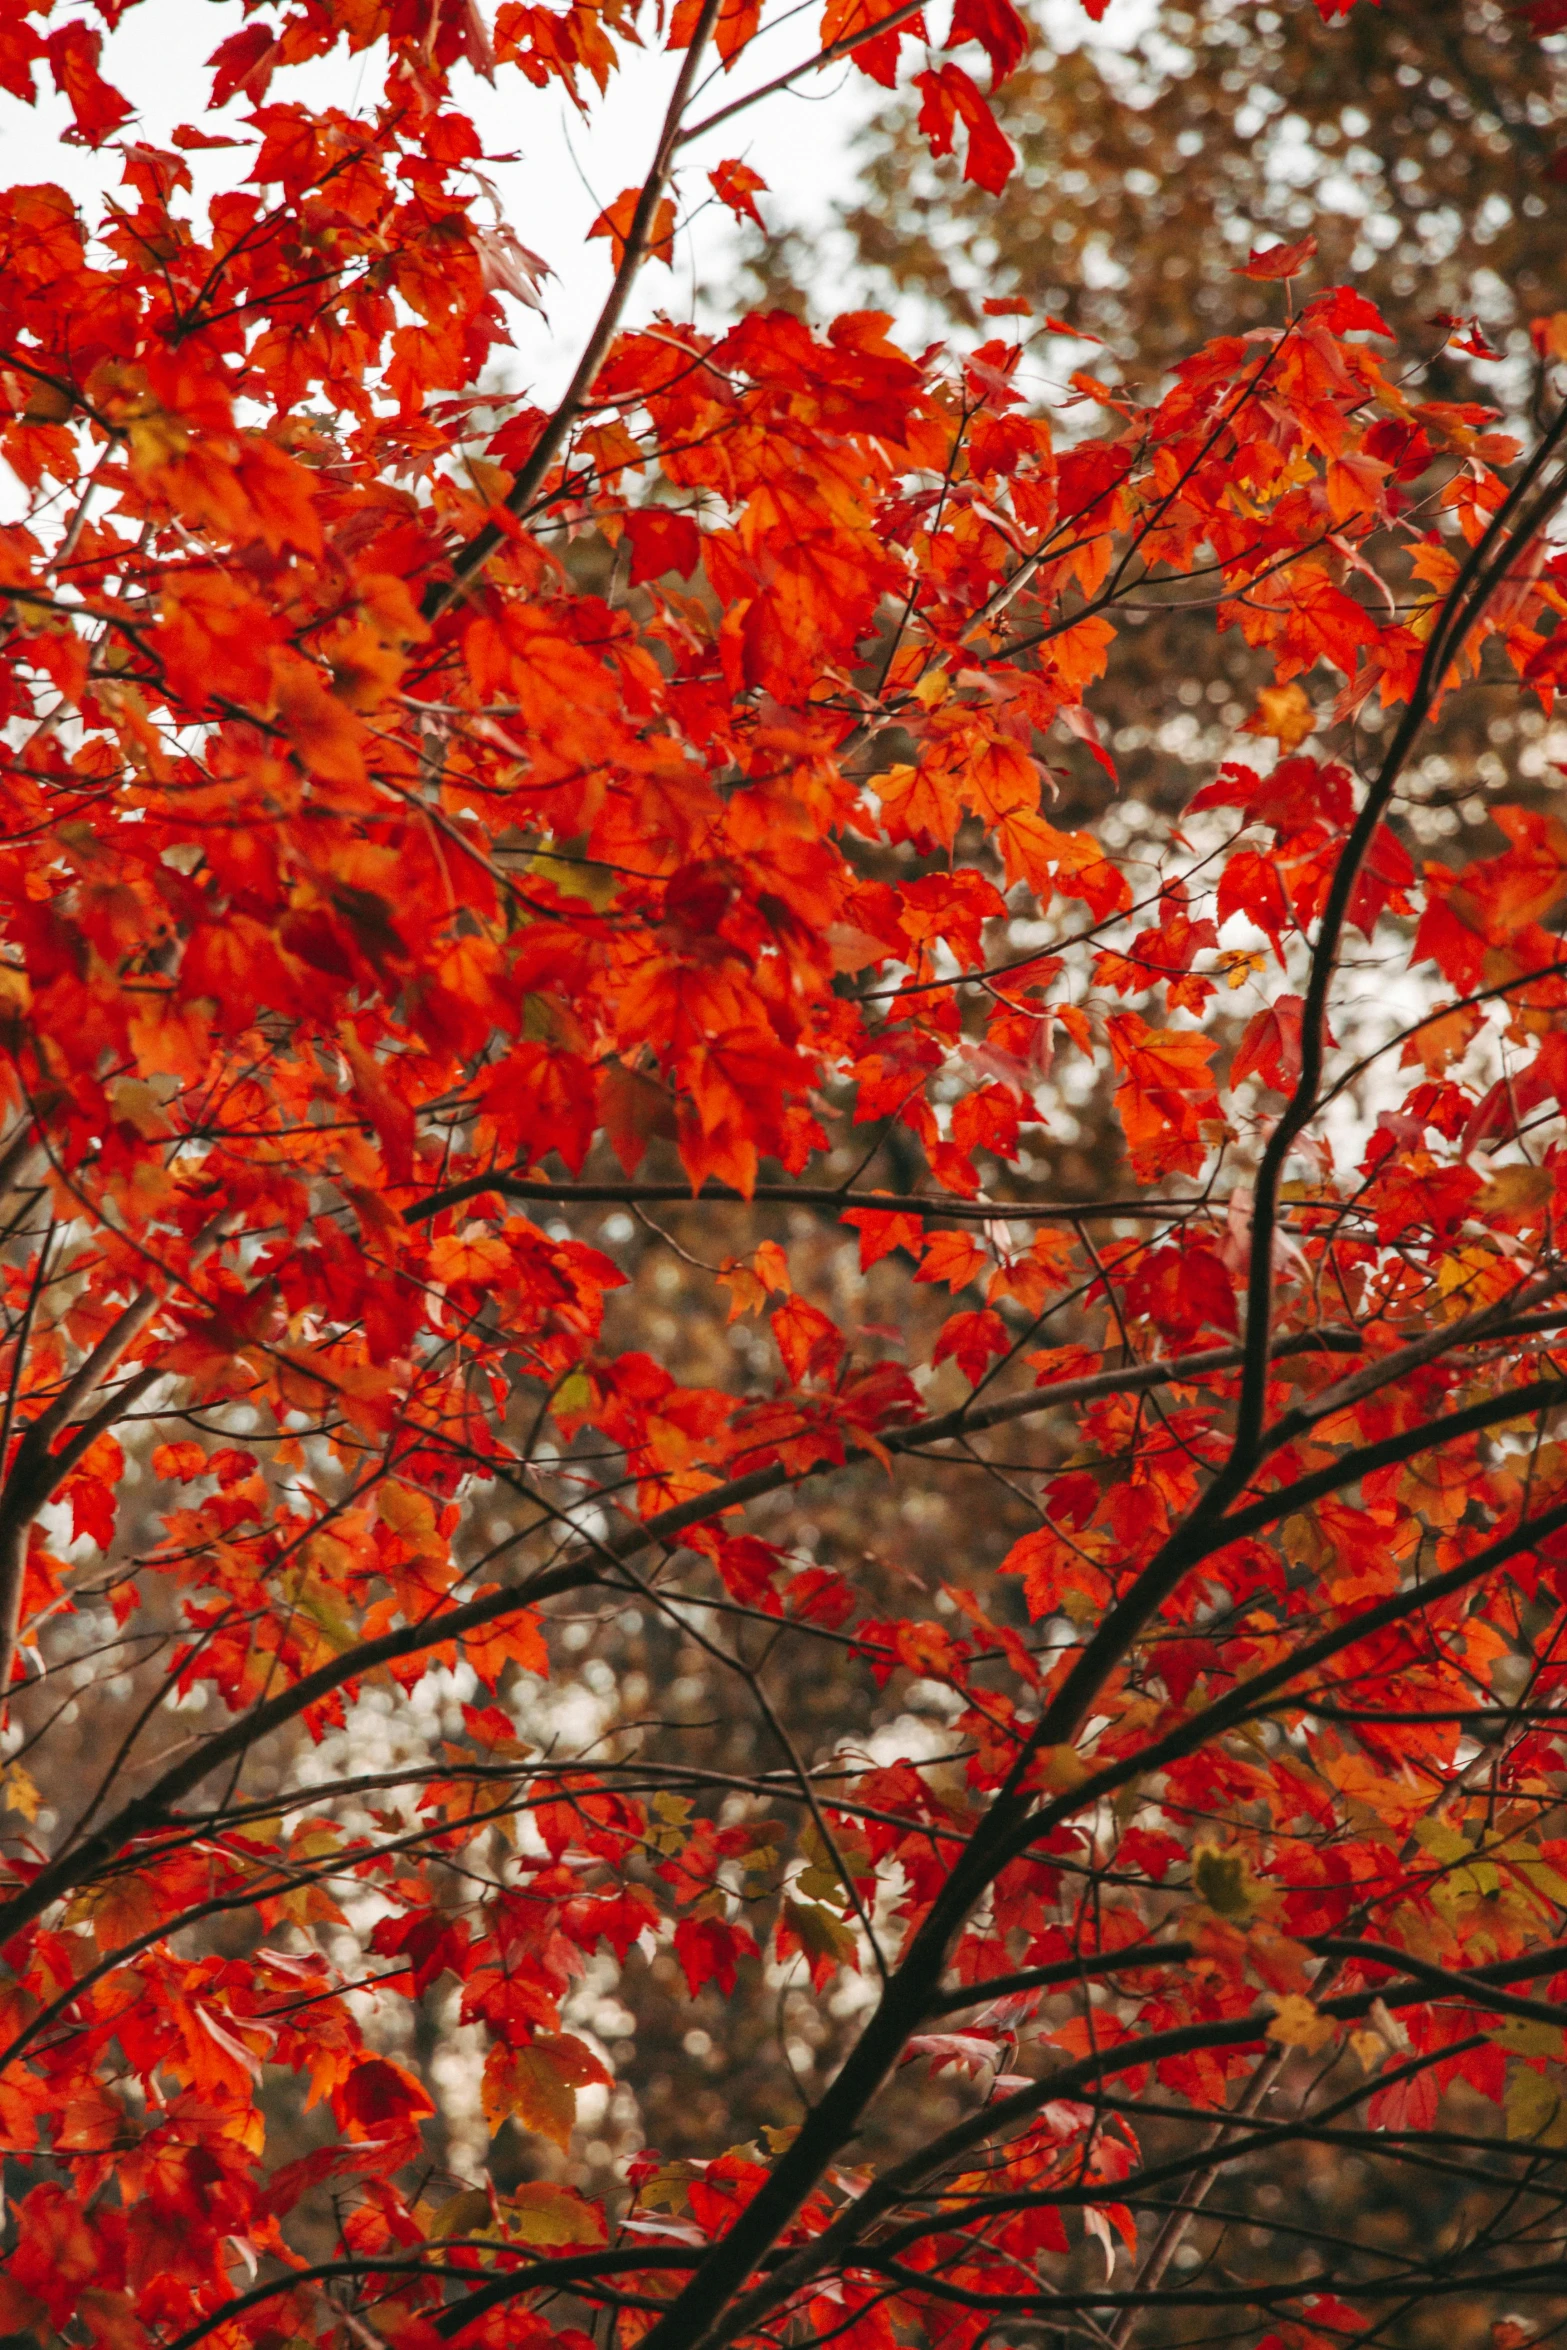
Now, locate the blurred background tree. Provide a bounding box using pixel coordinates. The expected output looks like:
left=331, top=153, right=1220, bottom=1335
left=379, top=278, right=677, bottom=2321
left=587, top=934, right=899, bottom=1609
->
left=741, top=0, right=1567, bottom=825
left=837, top=0, right=1563, bottom=372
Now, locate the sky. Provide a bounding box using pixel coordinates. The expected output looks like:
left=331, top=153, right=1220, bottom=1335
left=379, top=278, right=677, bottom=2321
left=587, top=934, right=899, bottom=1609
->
left=0, top=0, right=1151, bottom=404
left=0, top=0, right=894, bottom=402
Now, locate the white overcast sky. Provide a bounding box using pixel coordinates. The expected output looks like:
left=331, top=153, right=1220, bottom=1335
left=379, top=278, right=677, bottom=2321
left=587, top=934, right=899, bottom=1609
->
left=0, top=0, right=1155, bottom=403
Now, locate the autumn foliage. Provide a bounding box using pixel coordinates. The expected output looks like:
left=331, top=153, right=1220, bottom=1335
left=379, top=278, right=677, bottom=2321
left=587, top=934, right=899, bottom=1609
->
left=2, top=0, right=1567, bottom=2346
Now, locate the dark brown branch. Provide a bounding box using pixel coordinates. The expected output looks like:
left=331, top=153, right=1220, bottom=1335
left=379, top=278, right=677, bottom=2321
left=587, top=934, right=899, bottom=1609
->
left=996, top=1487, right=1567, bottom=1887
left=1231, top=405, right=1567, bottom=1465
left=674, top=0, right=931, bottom=148
left=421, top=0, right=727, bottom=621
left=483, top=2024, right=1495, bottom=2350
left=404, top=1170, right=1225, bottom=1226
left=0, top=1329, right=1353, bottom=1951
left=625, top=1466, right=1567, bottom=2350
left=162, top=2247, right=706, bottom=2350
left=0, top=1290, right=158, bottom=1698
left=932, top=1934, right=1567, bottom=2030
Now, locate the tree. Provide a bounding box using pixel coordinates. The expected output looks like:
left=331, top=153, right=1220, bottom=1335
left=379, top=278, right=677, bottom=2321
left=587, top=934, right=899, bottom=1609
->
left=837, top=0, right=1567, bottom=374
left=819, top=0, right=1567, bottom=819
left=2, top=3, right=1567, bottom=2348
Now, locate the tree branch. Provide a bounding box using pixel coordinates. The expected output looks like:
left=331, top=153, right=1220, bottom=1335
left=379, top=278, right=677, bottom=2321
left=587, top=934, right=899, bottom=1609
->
left=1231, top=405, right=1567, bottom=1467
left=0, top=1328, right=1354, bottom=1949
left=404, top=1171, right=1226, bottom=1226
left=0, top=1290, right=158, bottom=1700
left=674, top=0, right=931, bottom=149
left=421, top=0, right=729, bottom=622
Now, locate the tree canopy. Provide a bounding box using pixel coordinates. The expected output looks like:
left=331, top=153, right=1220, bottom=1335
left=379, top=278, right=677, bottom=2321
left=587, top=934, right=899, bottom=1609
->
left=1, top=3, right=1567, bottom=2349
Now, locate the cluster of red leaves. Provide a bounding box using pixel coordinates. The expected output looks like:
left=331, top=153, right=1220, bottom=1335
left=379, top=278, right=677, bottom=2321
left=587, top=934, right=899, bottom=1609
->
left=0, top=2, right=1565, bottom=2350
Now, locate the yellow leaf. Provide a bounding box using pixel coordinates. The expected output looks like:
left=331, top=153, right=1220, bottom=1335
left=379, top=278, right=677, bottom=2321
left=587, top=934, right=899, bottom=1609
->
left=1267, top=1994, right=1337, bottom=2052
left=1218, top=949, right=1269, bottom=990
left=781, top=1896, right=859, bottom=1976
left=106, top=1076, right=168, bottom=1138
left=482, top=2033, right=609, bottom=2148
left=1242, top=681, right=1315, bottom=753
left=431, top=1231, right=514, bottom=1285
left=0, top=1762, right=40, bottom=1821
left=1477, top=1163, right=1554, bottom=1217
left=429, top=2186, right=495, bottom=2240
left=1031, top=1743, right=1089, bottom=1794
left=1506, top=2063, right=1567, bottom=2146
left=290, top=1574, right=358, bottom=1654
left=526, top=848, right=618, bottom=909
left=505, top=2182, right=609, bottom=2248
left=380, top=1479, right=440, bottom=1539
left=1493, top=2019, right=1567, bottom=2059
left=1192, top=1843, right=1260, bottom=1921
